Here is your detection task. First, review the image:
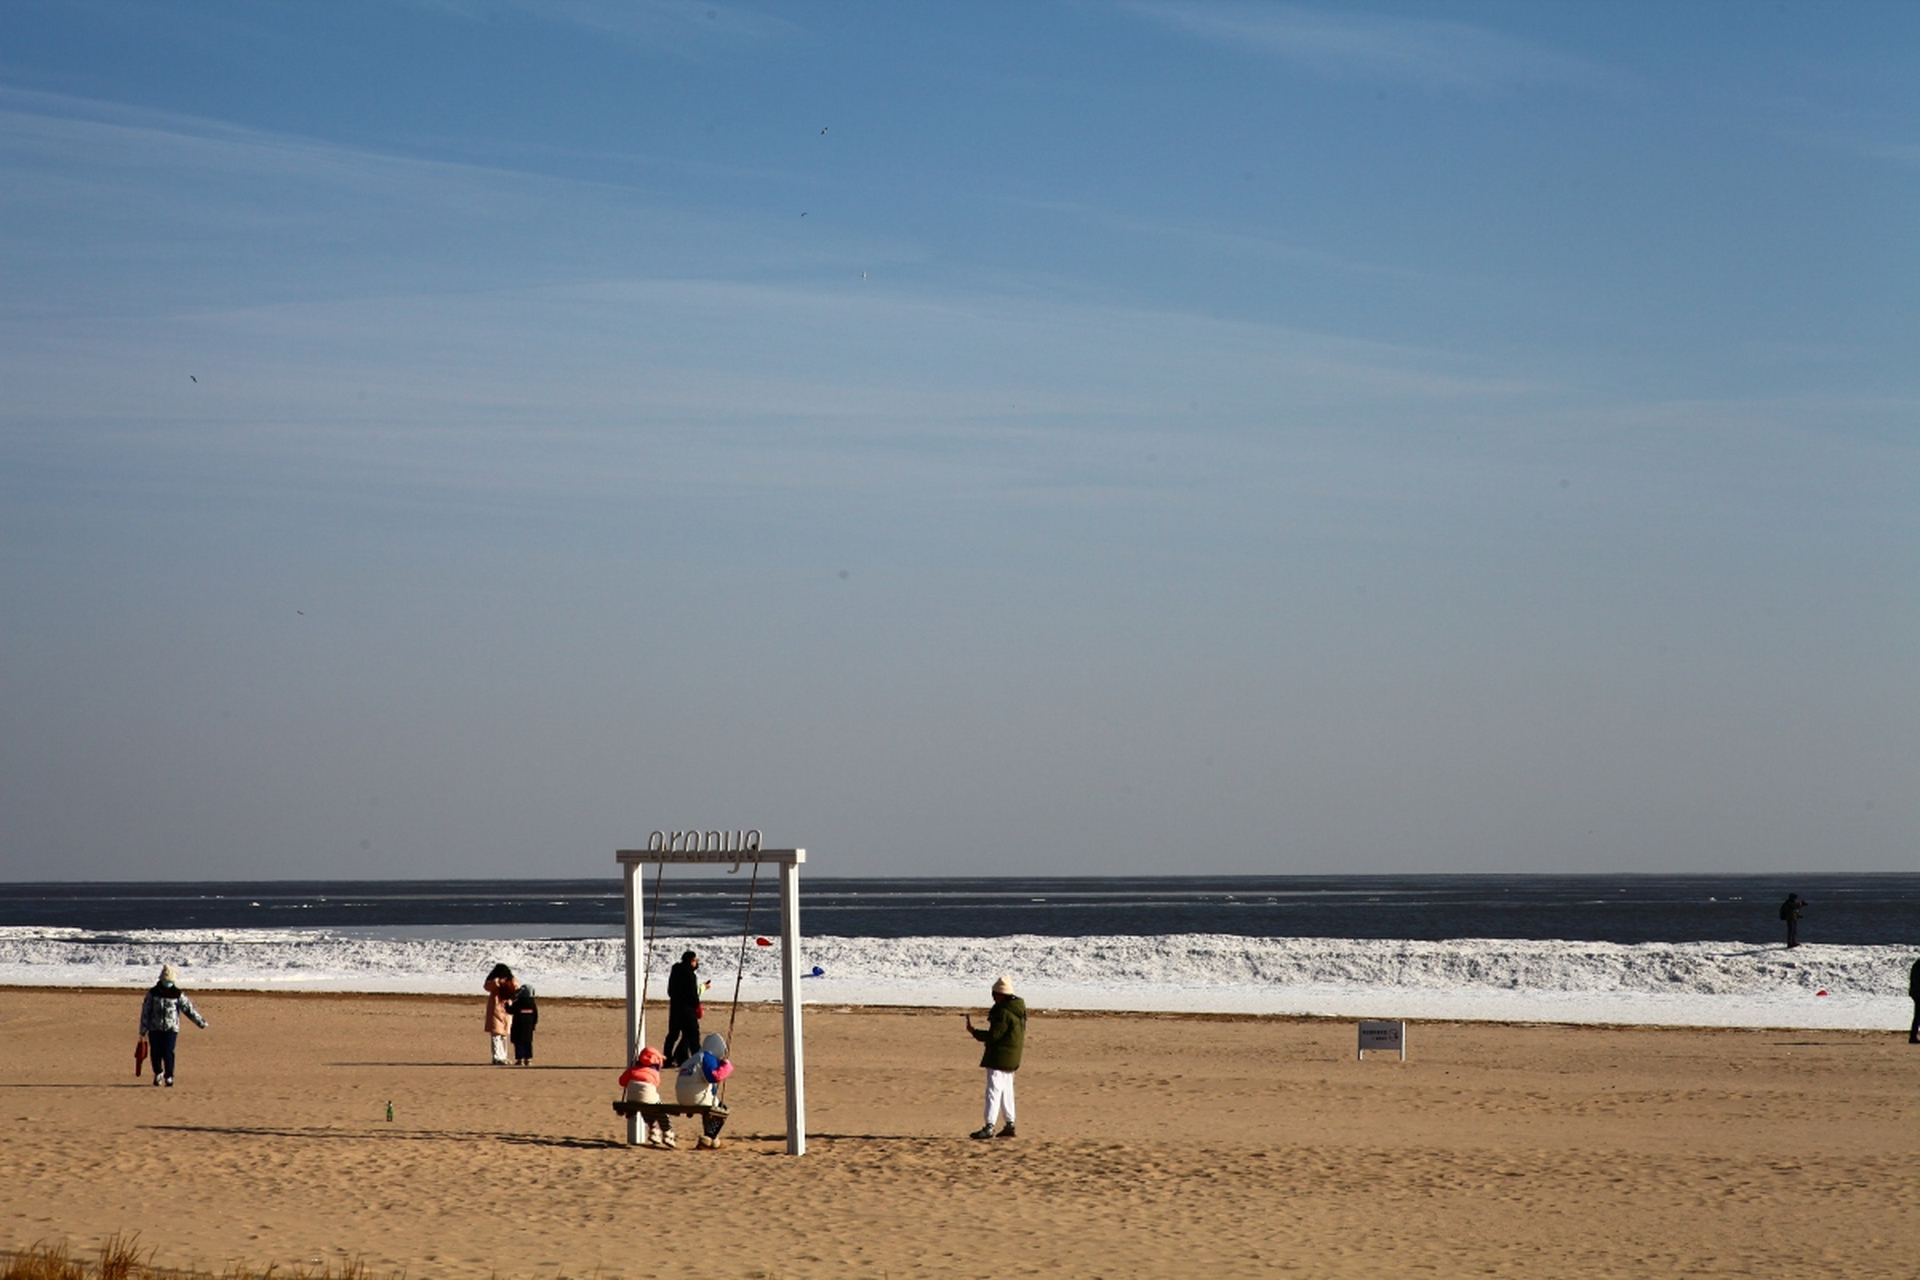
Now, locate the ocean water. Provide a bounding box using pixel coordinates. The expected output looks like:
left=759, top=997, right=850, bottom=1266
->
left=6, top=873, right=1917, bottom=942
left=4, top=875, right=1916, bottom=1030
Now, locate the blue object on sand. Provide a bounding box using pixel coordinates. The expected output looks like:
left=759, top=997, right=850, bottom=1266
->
left=800, top=965, right=825, bottom=978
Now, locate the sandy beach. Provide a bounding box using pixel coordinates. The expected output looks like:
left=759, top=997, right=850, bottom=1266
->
left=4, top=987, right=1916, bottom=1278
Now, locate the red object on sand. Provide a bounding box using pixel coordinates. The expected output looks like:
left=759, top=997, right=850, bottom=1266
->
left=135, top=1037, right=148, bottom=1077
left=756, top=937, right=772, bottom=946
left=1816, top=989, right=1828, bottom=996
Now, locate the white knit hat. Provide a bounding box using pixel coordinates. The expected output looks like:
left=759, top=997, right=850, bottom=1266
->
left=159, top=964, right=177, bottom=984
left=991, top=974, right=1013, bottom=996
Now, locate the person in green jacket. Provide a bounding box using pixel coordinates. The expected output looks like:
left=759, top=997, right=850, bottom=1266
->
left=966, top=974, right=1027, bottom=1139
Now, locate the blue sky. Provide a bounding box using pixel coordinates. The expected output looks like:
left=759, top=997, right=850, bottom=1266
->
left=1, top=1, right=1914, bottom=879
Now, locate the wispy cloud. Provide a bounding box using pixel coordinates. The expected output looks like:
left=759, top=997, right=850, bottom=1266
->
left=0, top=259, right=1553, bottom=526
left=0, top=86, right=838, bottom=322
left=0, top=83, right=803, bottom=210
left=994, top=192, right=1456, bottom=287
left=1126, top=2, right=1627, bottom=95
left=412, top=0, right=793, bottom=44
left=1784, top=129, right=1920, bottom=170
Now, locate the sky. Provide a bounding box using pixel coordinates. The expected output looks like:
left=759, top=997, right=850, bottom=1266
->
left=1, top=1, right=1915, bottom=880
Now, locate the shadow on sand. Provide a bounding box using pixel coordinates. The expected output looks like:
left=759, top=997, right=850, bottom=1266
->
left=325, top=1062, right=607, bottom=1071
left=141, top=1123, right=628, bottom=1151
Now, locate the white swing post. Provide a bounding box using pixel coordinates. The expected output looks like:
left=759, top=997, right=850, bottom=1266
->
left=616, top=838, right=808, bottom=1156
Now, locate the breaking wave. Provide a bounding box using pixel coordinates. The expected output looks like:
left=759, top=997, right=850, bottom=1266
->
left=0, top=927, right=1910, bottom=1030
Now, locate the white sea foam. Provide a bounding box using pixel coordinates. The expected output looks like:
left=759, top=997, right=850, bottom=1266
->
left=0, top=927, right=1910, bottom=1030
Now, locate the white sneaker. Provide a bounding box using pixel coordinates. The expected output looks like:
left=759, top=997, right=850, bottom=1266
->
left=660, top=1130, right=677, bottom=1149
left=697, top=1135, right=720, bottom=1150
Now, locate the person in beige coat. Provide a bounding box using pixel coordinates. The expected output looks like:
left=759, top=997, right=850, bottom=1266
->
left=484, top=963, right=513, bottom=1065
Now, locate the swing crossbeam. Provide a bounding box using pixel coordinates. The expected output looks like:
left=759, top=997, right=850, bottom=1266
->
left=615, top=847, right=807, bottom=1156
left=626, top=849, right=804, bottom=865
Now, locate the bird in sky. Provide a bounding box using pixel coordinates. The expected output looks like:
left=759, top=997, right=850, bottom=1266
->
left=189, top=375, right=197, bottom=382
left=820, top=126, right=828, bottom=135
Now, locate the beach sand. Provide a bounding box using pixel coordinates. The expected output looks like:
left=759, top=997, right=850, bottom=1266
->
left=3, top=988, right=1916, bottom=1278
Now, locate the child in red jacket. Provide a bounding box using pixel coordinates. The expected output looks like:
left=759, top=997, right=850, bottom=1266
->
left=619, top=1046, right=674, bottom=1148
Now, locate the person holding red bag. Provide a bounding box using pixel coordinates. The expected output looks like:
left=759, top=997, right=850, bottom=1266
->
left=139, top=965, right=208, bottom=1087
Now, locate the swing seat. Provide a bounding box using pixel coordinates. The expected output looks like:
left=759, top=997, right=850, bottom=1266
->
left=612, top=1099, right=727, bottom=1122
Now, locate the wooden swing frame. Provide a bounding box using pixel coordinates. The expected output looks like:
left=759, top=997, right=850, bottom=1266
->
left=615, top=845, right=807, bottom=1155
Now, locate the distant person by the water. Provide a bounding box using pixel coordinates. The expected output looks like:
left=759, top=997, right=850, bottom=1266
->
left=139, top=965, right=207, bottom=1087
left=664, top=950, right=704, bottom=1067
left=966, top=974, right=1027, bottom=1140
left=484, top=963, right=513, bottom=1065
left=1779, top=894, right=1807, bottom=949
left=1908, top=956, right=1919, bottom=1044
left=505, top=972, right=538, bottom=1065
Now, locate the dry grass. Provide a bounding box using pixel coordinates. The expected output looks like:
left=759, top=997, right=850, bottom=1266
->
left=0, top=1238, right=395, bottom=1280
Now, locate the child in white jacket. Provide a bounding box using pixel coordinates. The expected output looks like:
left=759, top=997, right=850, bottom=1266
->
left=674, top=1032, right=734, bottom=1148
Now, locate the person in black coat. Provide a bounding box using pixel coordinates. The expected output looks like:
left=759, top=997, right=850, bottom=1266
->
left=1908, top=956, right=1919, bottom=1045
left=1779, top=893, right=1807, bottom=949
left=663, top=950, right=703, bottom=1067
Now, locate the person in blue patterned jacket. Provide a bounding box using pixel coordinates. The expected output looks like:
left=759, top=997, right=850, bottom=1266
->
left=139, top=964, right=208, bottom=1087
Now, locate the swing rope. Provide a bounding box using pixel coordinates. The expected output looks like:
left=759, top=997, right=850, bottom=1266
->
left=726, top=862, right=761, bottom=1046
left=634, top=862, right=667, bottom=1051
left=718, top=861, right=762, bottom=1104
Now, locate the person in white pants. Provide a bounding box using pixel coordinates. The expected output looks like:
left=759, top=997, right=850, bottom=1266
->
left=966, top=974, right=1028, bottom=1139
left=984, top=1066, right=1016, bottom=1133
left=484, top=964, right=513, bottom=1065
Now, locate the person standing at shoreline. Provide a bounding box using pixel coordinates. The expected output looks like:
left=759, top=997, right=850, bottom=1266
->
left=484, top=963, right=513, bottom=1065
left=1908, top=955, right=1919, bottom=1045
left=139, top=965, right=207, bottom=1087
left=664, top=951, right=703, bottom=1067
left=1779, top=893, right=1807, bottom=949
left=966, top=974, right=1027, bottom=1140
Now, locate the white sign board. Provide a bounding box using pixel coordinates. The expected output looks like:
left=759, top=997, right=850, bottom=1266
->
left=1357, top=1020, right=1406, bottom=1061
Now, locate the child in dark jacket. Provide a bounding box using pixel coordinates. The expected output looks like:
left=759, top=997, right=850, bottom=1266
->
left=505, top=976, right=538, bottom=1064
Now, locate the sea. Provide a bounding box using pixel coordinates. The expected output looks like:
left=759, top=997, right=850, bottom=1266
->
left=4, top=874, right=1916, bottom=1031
